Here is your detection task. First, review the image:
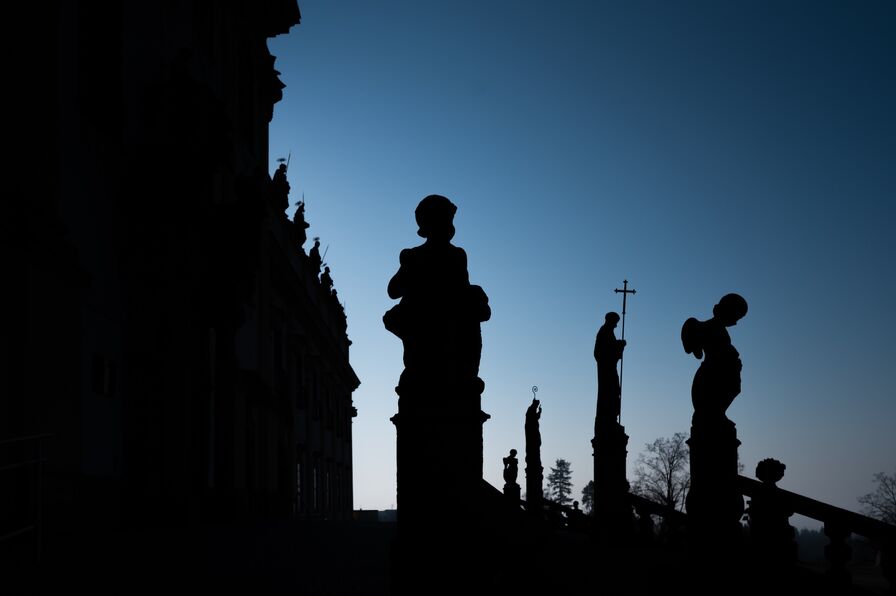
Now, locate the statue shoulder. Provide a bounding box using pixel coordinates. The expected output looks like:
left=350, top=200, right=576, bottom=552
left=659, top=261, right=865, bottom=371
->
left=398, top=247, right=419, bottom=265
left=451, top=244, right=468, bottom=260
left=681, top=317, right=704, bottom=359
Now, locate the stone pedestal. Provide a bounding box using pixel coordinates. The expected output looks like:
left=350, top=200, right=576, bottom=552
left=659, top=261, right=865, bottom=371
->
left=747, top=458, right=797, bottom=575
left=686, top=415, right=744, bottom=565
left=391, top=383, right=489, bottom=528
left=592, top=421, right=632, bottom=538
left=383, top=196, right=493, bottom=593
left=503, top=482, right=521, bottom=503
left=525, top=463, right=543, bottom=515
left=390, top=380, right=491, bottom=594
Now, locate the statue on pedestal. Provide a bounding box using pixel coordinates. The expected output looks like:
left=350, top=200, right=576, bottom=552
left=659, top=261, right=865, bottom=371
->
left=503, top=449, right=519, bottom=485
left=682, top=293, right=749, bottom=562
left=503, top=449, right=520, bottom=502
left=384, top=194, right=492, bottom=592
left=592, top=311, right=632, bottom=536
left=525, top=396, right=543, bottom=514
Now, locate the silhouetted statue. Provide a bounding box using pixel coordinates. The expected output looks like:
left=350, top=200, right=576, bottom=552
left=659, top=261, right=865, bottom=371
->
left=291, top=201, right=310, bottom=248
left=384, top=194, right=490, bottom=395
left=682, top=293, right=749, bottom=569
left=320, top=266, right=334, bottom=294
left=272, top=163, right=290, bottom=211
left=503, top=449, right=519, bottom=485
left=681, top=293, right=748, bottom=422
left=503, top=449, right=521, bottom=502
left=592, top=310, right=633, bottom=538
left=309, top=238, right=322, bottom=273
left=331, top=288, right=344, bottom=315
left=525, top=398, right=541, bottom=450
left=384, top=195, right=492, bottom=591
left=594, top=311, right=626, bottom=424
left=568, top=500, right=588, bottom=531
left=525, top=397, right=543, bottom=513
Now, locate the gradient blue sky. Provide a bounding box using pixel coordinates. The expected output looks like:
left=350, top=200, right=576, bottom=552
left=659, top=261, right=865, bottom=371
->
left=267, top=1, right=895, bottom=523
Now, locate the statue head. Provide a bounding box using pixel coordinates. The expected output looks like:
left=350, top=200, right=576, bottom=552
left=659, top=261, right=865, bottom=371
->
left=415, top=194, right=457, bottom=241
left=713, top=293, right=748, bottom=326
left=604, top=312, right=620, bottom=327
left=509, top=449, right=517, bottom=458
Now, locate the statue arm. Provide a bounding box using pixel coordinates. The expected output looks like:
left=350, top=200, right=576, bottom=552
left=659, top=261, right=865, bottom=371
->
left=387, top=249, right=412, bottom=299
left=460, top=249, right=470, bottom=285
left=681, top=317, right=704, bottom=360
left=387, top=274, right=403, bottom=299
left=616, top=339, right=626, bottom=359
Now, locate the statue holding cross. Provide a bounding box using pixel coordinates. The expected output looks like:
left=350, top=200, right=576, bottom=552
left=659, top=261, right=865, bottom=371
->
left=594, top=312, right=626, bottom=425
left=591, top=280, right=636, bottom=536
left=594, top=280, right=635, bottom=426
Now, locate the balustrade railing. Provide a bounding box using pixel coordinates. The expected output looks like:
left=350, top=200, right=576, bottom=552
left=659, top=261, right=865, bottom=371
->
left=610, top=474, right=895, bottom=592
left=738, top=474, right=895, bottom=592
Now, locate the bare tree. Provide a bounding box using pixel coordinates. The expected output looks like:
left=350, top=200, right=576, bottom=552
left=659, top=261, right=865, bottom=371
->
left=631, top=432, right=690, bottom=512
left=858, top=471, right=896, bottom=524
left=547, top=459, right=574, bottom=506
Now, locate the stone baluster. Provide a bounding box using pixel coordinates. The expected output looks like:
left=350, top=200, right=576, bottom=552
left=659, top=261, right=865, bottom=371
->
left=823, top=521, right=852, bottom=588
left=879, top=537, right=894, bottom=595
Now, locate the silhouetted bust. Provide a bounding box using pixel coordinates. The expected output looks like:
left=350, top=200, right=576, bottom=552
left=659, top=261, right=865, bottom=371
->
left=594, top=311, right=626, bottom=423
left=383, top=195, right=490, bottom=394
left=681, top=293, right=748, bottom=421
left=503, top=449, right=519, bottom=485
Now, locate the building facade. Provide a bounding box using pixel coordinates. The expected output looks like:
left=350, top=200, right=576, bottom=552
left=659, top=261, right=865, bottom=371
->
left=6, top=1, right=357, bottom=560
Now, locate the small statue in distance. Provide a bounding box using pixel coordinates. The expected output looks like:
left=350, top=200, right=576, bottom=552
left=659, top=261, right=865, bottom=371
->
left=503, top=449, right=519, bottom=486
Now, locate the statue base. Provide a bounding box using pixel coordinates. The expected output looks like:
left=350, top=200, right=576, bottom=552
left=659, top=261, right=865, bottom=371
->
left=391, top=377, right=489, bottom=526
left=686, top=415, right=744, bottom=567
left=592, top=421, right=632, bottom=539
left=390, top=378, right=496, bottom=594
left=503, top=482, right=521, bottom=503
left=525, top=464, right=544, bottom=516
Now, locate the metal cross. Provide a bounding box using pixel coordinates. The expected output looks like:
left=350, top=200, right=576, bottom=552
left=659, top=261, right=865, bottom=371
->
left=614, top=279, right=636, bottom=420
